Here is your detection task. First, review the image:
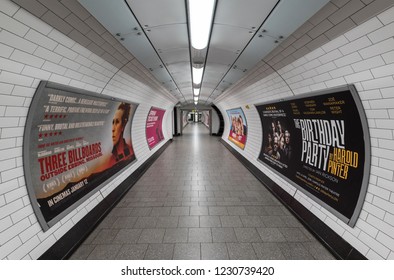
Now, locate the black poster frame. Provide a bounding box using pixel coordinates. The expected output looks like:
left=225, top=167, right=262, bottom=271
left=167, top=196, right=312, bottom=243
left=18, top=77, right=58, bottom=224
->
left=255, top=85, right=370, bottom=227
left=23, top=81, right=139, bottom=231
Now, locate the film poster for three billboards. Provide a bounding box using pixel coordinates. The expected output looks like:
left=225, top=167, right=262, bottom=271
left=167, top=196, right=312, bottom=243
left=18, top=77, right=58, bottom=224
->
left=25, top=82, right=137, bottom=229
left=256, top=88, right=367, bottom=223
left=146, top=107, right=165, bottom=150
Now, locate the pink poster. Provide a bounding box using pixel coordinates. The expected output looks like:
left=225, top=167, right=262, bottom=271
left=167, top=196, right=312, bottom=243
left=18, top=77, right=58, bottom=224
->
left=146, top=107, right=166, bottom=149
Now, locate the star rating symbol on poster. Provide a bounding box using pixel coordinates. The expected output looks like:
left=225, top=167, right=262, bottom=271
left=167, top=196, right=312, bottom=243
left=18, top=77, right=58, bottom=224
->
left=43, top=114, right=67, bottom=119
left=39, top=131, right=63, bottom=138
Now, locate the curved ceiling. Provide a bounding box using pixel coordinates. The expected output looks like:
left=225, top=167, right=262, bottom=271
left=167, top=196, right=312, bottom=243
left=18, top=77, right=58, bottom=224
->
left=78, top=0, right=330, bottom=105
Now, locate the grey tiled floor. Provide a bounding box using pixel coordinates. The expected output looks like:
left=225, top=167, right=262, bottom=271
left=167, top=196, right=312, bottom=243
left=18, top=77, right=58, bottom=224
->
left=70, top=123, right=335, bottom=260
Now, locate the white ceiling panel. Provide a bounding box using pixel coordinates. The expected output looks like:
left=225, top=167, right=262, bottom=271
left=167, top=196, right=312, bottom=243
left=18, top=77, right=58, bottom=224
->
left=160, top=48, right=190, bottom=64
left=205, top=47, right=238, bottom=66
left=210, top=25, right=254, bottom=52
left=215, top=0, right=279, bottom=28
left=146, top=24, right=189, bottom=50
left=125, top=0, right=186, bottom=26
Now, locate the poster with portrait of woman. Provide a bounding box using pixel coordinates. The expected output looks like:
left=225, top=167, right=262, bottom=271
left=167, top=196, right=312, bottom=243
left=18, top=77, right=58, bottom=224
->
left=23, top=81, right=138, bottom=230
left=227, top=108, right=248, bottom=150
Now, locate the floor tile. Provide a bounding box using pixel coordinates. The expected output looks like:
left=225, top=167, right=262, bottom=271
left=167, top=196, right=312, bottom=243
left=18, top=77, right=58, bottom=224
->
left=150, top=207, right=171, bottom=216
left=209, top=206, right=228, bottom=215
left=115, top=244, right=148, bottom=259
left=163, top=228, right=189, bottom=243
left=111, top=217, right=138, bottom=229
left=173, top=243, right=201, bottom=260
left=170, top=207, right=190, bottom=216
left=252, top=243, right=286, bottom=260
left=138, top=229, right=165, bottom=243
left=156, top=216, right=179, bottom=228
left=190, top=206, right=209, bottom=216
left=113, top=229, right=142, bottom=244
left=144, top=244, right=174, bottom=260
left=87, top=245, right=122, bottom=259
left=178, top=216, right=199, bottom=227
left=234, top=228, right=262, bottom=243
left=279, top=228, right=310, bottom=242
left=200, top=216, right=221, bottom=227
left=212, top=228, right=237, bottom=242
left=227, top=206, right=247, bottom=216
left=257, top=228, right=287, bottom=242
left=133, top=217, right=158, bottom=228
left=277, top=243, right=314, bottom=260
left=188, top=228, right=212, bottom=243
left=201, top=243, right=229, bottom=260
left=220, top=216, right=243, bottom=227
left=91, top=229, right=119, bottom=244
left=227, top=243, right=257, bottom=259
left=240, top=216, right=265, bottom=227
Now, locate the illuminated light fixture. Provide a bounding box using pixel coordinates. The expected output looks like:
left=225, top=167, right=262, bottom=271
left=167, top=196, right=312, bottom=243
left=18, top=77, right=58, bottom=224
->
left=193, top=87, right=200, bottom=96
left=188, top=0, right=215, bottom=50
left=194, top=96, right=199, bottom=101
left=192, top=67, right=204, bottom=85
left=194, top=101, right=198, bottom=105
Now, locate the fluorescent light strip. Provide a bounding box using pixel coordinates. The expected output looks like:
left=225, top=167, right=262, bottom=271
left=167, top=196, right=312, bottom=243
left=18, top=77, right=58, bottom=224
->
left=193, top=88, right=200, bottom=96
left=192, top=67, right=204, bottom=85
left=189, top=0, right=215, bottom=50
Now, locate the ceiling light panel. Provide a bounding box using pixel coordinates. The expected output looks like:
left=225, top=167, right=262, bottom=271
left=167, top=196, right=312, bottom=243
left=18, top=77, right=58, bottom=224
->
left=188, top=0, right=216, bottom=50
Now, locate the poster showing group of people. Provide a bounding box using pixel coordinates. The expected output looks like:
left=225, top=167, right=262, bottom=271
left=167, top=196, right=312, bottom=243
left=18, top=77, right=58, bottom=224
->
left=227, top=108, right=248, bottom=150
left=256, top=86, right=369, bottom=225
left=146, top=107, right=166, bottom=150
left=24, top=81, right=138, bottom=230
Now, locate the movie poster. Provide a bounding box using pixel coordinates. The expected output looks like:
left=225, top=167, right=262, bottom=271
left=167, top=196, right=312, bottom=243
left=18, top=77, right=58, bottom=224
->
left=24, top=81, right=138, bottom=230
left=182, top=111, right=188, bottom=128
left=146, top=107, right=166, bottom=149
left=202, top=111, right=210, bottom=128
left=256, top=85, right=370, bottom=226
left=227, top=108, right=248, bottom=149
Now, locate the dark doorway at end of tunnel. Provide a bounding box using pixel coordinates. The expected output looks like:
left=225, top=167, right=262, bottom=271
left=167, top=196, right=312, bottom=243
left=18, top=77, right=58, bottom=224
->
left=176, top=105, right=224, bottom=137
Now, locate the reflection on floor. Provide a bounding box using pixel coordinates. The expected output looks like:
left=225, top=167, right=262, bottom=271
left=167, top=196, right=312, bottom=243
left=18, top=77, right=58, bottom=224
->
left=70, top=123, right=335, bottom=260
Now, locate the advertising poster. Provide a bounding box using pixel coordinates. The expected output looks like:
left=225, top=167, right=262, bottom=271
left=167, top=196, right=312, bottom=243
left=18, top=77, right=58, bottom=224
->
left=182, top=111, right=188, bottom=128
left=227, top=108, right=248, bottom=149
left=202, top=111, right=210, bottom=128
left=146, top=107, right=166, bottom=149
left=256, top=85, right=370, bottom=226
left=24, top=81, right=138, bottom=230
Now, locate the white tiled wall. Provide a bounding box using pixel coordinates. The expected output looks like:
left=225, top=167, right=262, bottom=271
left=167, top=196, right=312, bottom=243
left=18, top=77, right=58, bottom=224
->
left=0, top=0, right=176, bottom=259
left=216, top=2, right=394, bottom=259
